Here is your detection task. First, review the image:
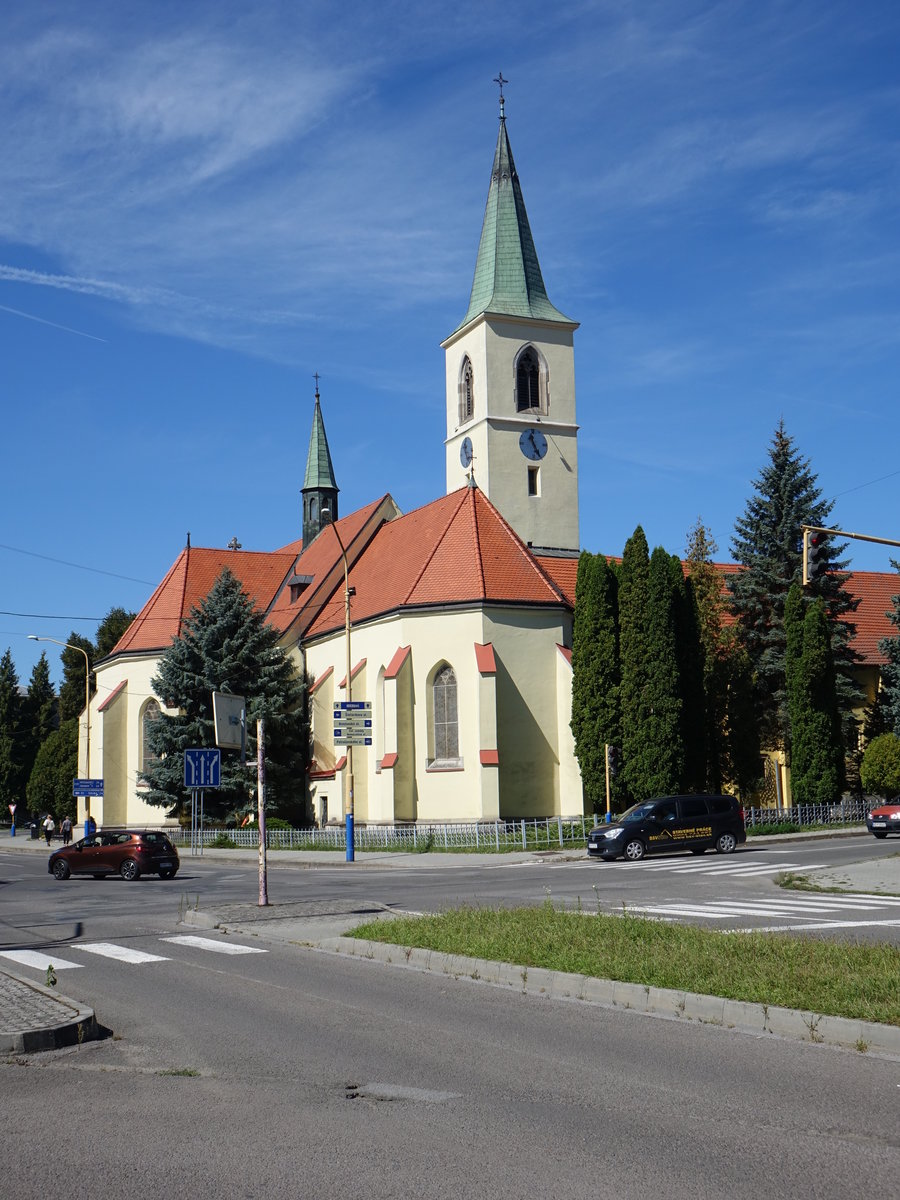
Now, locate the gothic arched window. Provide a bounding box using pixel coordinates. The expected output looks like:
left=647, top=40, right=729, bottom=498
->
left=432, top=664, right=459, bottom=762
left=459, top=357, right=475, bottom=424
left=141, top=700, right=161, bottom=776
left=515, top=346, right=543, bottom=413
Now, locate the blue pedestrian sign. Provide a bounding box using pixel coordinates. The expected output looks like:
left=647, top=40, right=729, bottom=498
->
left=184, top=748, right=221, bottom=788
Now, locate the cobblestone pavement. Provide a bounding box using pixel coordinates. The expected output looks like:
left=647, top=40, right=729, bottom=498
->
left=0, top=968, right=98, bottom=1054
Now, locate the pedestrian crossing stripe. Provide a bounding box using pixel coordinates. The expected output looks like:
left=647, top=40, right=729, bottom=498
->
left=0, top=936, right=268, bottom=972
left=0, top=949, right=82, bottom=971
left=628, top=893, right=900, bottom=920
left=161, top=935, right=266, bottom=954
left=78, top=943, right=168, bottom=964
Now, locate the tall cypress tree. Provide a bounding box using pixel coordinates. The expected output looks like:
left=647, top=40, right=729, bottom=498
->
left=729, top=420, right=858, bottom=750
left=877, top=563, right=900, bottom=737
left=619, top=529, right=684, bottom=800
left=786, top=585, right=845, bottom=803
left=669, top=554, right=706, bottom=791
left=684, top=519, right=731, bottom=791
left=142, top=568, right=309, bottom=823
left=570, top=552, right=621, bottom=813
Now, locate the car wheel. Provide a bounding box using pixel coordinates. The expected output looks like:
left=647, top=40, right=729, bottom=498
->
left=158, top=868, right=177, bottom=880
left=120, top=859, right=141, bottom=881
left=623, top=838, right=646, bottom=862
left=52, top=860, right=71, bottom=880
left=715, top=832, right=737, bottom=854
left=872, top=832, right=888, bottom=839
left=690, top=848, right=706, bottom=856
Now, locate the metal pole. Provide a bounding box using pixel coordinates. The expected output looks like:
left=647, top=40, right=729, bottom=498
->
left=604, top=744, right=611, bottom=823
left=257, top=717, right=268, bottom=905
left=328, top=519, right=355, bottom=863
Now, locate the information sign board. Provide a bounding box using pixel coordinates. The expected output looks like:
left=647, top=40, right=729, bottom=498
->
left=73, top=778, right=105, bottom=797
left=184, top=748, right=221, bottom=788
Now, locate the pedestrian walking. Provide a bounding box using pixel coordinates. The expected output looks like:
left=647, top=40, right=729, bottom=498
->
left=42, top=814, right=55, bottom=846
left=61, top=816, right=73, bottom=846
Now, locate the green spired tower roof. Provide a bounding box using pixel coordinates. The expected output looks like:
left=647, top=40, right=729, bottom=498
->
left=303, top=389, right=338, bottom=492
left=452, top=106, right=575, bottom=336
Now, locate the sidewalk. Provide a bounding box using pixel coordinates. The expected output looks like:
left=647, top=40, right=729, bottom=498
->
left=3, top=828, right=898, bottom=1056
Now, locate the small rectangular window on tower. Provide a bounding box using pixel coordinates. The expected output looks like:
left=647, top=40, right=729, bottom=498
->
left=527, top=466, right=540, bottom=497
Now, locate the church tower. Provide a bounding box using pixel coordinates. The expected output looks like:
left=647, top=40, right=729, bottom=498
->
left=441, top=86, right=580, bottom=555
left=301, top=381, right=339, bottom=546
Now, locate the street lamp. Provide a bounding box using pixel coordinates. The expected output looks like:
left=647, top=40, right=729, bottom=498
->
left=321, top=508, right=355, bottom=863
left=28, top=635, right=92, bottom=825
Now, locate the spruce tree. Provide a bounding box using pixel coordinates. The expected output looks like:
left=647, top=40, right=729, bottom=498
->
left=570, top=552, right=621, bottom=813
left=723, top=645, right=762, bottom=797
left=142, top=568, right=309, bottom=823
left=0, top=649, right=25, bottom=817
left=23, top=653, right=57, bottom=786
left=877, top=563, right=900, bottom=736
left=785, top=586, right=845, bottom=804
left=729, top=420, right=858, bottom=750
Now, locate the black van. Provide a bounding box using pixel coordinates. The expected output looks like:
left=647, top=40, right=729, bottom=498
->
left=587, top=794, right=746, bottom=862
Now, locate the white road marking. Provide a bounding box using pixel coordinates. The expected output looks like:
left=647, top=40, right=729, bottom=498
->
left=627, top=893, right=900, bottom=922
left=0, top=949, right=82, bottom=970
left=78, top=942, right=168, bottom=964
left=161, top=935, right=266, bottom=955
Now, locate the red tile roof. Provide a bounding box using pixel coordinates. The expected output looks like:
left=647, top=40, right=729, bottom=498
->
left=110, top=548, right=297, bottom=657
left=304, top=487, right=570, bottom=640
left=842, top=570, right=898, bottom=665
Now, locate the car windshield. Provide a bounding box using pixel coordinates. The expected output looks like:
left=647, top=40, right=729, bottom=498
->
left=619, top=802, right=658, bottom=823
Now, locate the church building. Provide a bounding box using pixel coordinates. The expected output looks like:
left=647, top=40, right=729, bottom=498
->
left=79, top=98, right=588, bottom=829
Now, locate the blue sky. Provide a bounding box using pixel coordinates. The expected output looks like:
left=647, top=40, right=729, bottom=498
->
left=4, top=0, right=900, bottom=686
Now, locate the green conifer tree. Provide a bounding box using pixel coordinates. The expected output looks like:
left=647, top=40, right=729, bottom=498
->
left=58, top=634, right=94, bottom=723
left=729, top=420, right=858, bottom=751
left=877, top=563, right=900, bottom=737
left=95, top=608, right=136, bottom=660
left=785, top=585, right=845, bottom=804
left=26, top=718, right=78, bottom=822
left=0, top=649, right=25, bottom=817
left=619, top=529, right=684, bottom=800
left=669, top=554, right=706, bottom=791
left=23, top=653, right=57, bottom=786
left=570, top=552, right=621, bottom=813
left=142, top=568, right=309, bottom=823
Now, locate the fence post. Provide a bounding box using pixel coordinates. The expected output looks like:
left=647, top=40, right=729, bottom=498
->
left=521, top=820, right=526, bottom=850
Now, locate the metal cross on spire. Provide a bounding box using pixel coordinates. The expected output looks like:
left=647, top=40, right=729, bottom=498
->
left=493, top=72, right=508, bottom=119
left=313, top=371, right=321, bottom=401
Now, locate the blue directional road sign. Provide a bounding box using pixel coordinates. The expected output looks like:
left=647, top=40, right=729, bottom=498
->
left=333, top=700, right=373, bottom=747
left=184, top=748, right=221, bottom=788
left=73, top=778, right=104, bottom=797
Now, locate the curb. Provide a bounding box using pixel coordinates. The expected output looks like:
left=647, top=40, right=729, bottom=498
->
left=0, top=970, right=100, bottom=1054
left=308, top=935, right=900, bottom=1059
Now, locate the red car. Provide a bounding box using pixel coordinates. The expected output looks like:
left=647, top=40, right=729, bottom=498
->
left=866, top=801, right=900, bottom=839
left=48, top=831, right=180, bottom=880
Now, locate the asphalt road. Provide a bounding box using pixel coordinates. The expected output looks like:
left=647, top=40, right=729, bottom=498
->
left=2, top=836, right=899, bottom=1199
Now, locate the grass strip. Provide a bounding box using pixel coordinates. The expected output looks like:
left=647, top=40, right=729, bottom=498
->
left=351, top=903, right=900, bottom=1027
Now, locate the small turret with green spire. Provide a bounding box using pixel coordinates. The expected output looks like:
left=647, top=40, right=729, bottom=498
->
left=301, top=376, right=339, bottom=547
left=451, top=78, right=574, bottom=336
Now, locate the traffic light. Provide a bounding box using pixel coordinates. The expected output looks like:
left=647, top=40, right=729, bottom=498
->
left=802, top=529, right=826, bottom=586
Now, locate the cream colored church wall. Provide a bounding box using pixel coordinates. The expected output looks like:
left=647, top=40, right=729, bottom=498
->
left=85, top=655, right=182, bottom=830
left=481, top=607, right=579, bottom=818
left=302, top=602, right=577, bottom=824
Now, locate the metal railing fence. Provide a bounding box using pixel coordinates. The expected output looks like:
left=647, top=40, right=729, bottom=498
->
left=140, top=798, right=870, bottom=852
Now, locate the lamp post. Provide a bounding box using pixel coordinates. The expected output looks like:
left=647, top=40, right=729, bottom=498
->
left=322, top=509, right=355, bottom=862
left=28, top=635, right=92, bottom=825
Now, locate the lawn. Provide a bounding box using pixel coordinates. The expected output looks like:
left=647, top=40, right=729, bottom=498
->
left=351, top=902, right=900, bottom=1026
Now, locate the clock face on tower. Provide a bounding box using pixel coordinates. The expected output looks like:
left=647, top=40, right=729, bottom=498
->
left=519, top=428, right=548, bottom=461
left=460, top=436, right=474, bottom=468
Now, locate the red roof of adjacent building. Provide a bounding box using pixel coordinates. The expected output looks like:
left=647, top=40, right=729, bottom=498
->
left=843, top=570, right=898, bottom=665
